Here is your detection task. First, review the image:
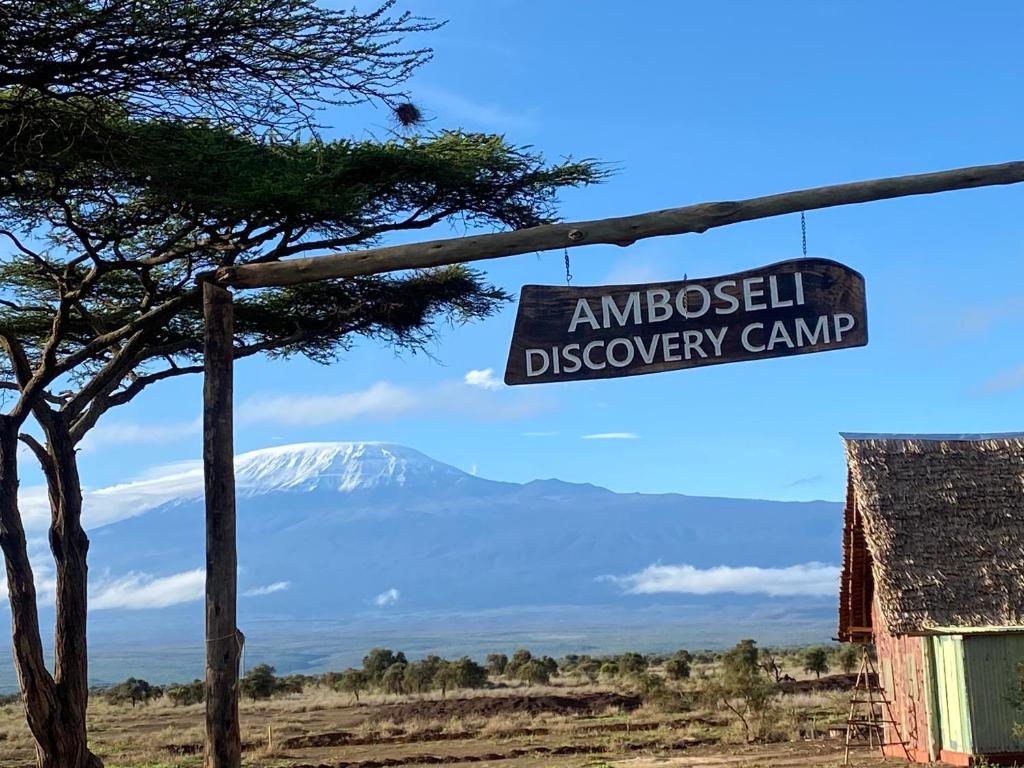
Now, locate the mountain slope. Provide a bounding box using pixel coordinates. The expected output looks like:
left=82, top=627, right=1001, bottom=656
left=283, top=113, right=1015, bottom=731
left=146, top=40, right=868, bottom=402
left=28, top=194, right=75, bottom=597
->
left=86, top=441, right=843, bottom=616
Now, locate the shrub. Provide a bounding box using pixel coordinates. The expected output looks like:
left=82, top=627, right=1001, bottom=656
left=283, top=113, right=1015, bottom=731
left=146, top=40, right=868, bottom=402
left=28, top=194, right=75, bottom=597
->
left=664, top=652, right=691, bottom=681
left=486, top=653, right=509, bottom=676
left=166, top=680, right=204, bottom=706
left=104, top=678, right=156, bottom=707
left=803, top=648, right=830, bottom=679
left=617, top=652, right=647, bottom=677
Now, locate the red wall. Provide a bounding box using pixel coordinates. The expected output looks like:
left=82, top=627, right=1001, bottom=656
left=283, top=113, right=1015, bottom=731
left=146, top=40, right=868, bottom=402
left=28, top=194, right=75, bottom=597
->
left=872, top=599, right=931, bottom=762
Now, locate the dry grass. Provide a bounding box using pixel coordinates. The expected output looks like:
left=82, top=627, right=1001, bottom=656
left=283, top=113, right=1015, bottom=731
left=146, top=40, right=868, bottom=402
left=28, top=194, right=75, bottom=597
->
left=0, top=676, right=864, bottom=768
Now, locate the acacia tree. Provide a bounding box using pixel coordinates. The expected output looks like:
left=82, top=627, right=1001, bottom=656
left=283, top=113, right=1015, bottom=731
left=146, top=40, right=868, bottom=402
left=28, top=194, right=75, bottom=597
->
left=0, top=9, right=600, bottom=768
left=0, top=113, right=597, bottom=766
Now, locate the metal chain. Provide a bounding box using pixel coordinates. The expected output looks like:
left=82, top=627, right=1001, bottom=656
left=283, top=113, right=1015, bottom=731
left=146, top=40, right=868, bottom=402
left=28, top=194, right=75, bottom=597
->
left=564, top=248, right=573, bottom=285
left=800, top=211, right=808, bottom=256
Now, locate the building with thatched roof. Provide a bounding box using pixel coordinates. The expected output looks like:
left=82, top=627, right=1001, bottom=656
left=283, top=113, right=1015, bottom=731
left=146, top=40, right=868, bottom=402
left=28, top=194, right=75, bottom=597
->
left=838, top=433, right=1024, bottom=765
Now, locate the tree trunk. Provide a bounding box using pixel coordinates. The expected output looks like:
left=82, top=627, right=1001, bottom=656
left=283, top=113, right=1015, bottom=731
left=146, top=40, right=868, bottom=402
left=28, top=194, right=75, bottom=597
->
left=43, top=416, right=102, bottom=768
left=0, top=416, right=101, bottom=768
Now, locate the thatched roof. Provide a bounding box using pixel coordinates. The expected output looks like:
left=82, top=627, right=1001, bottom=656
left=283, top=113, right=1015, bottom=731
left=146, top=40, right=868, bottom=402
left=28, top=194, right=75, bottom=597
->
left=842, top=433, right=1024, bottom=636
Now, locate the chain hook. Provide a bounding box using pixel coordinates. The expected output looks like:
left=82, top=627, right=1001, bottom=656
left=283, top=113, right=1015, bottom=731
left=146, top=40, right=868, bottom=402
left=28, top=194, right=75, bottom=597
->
left=800, top=211, right=808, bottom=257
left=564, top=248, right=573, bottom=286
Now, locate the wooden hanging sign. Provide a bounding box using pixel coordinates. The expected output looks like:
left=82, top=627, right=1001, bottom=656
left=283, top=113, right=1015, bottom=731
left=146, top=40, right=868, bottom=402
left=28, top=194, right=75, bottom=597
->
left=504, top=257, right=867, bottom=385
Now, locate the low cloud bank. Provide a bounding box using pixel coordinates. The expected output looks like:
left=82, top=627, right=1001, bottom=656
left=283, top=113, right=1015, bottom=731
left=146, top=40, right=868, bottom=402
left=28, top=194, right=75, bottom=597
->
left=607, top=562, right=839, bottom=597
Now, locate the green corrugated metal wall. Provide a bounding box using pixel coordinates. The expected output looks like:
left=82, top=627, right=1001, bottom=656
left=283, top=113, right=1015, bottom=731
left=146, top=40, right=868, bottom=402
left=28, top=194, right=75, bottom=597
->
left=932, top=635, right=973, bottom=754
left=962, top=634, right=1024, bottom=753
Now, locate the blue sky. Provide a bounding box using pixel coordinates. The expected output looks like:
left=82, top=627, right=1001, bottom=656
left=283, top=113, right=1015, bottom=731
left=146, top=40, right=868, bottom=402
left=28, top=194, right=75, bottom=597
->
left=52, top=1, right=1024, bottom=502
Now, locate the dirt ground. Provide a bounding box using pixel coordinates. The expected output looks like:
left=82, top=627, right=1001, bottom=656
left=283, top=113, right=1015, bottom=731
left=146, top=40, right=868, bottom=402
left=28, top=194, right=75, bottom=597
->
left=0, top=681, right=893, bottom=768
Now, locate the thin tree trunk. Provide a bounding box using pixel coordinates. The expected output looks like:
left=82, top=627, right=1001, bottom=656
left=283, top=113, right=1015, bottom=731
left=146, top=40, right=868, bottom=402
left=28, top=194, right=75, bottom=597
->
left=0, top=416, right=100, bottom=768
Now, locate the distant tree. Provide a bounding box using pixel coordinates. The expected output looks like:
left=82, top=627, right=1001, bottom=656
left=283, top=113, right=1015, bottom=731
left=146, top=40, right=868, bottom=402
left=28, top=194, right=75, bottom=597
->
left=722, top=640, right=760, bottom=680
left=104, top=678, right=154, bottom=708
left=618, top=652, right=647, bottom=677
left=363, top=649, right=407, bottom=685
left=486, top=653, right=509, bottom=677
left=837, top=644, right=861, bottom=675
left=241, top=664, right=278, bottom=701
left=451, top=657, right=489, bottom=690
left=335, top=669, right=368, bottom=702
left=381, top=662, right=407, bottom=695
left=166, top=680, right=204, bottom=707
left=506, top=648, right=533, bottom=678
left=275, top=674, right=306, bottom=695
left=664, top=652, right=691, bottom=681
left=538, top=656, right=559, bottom=678
left=803, top=648, right=830, bottom=679
left=434, top=662, right=459, bottom=698
left=557, top=655, right=581, bottom=671
left=759, top=648, right=785, bottom=683
left=703, top=639, right=778, bottom=743
left=575, top=657, right=602, bottom=683
left=404, top=656, right=443, bottom=694
left=516, top=660, right=551, bottom=687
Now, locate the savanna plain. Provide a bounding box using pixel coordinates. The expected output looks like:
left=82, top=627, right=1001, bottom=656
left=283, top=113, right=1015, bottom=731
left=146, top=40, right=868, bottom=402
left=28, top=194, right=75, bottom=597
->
left=0, top=643, right=887, bottom=768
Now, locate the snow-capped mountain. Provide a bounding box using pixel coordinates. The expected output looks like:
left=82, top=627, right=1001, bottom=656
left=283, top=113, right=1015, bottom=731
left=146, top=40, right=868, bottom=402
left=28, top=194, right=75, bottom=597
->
left=3, top=441, right=845, bottom=689
left=80, top=440, right=841, bottom=615
left=233, top=442, right=482, bottom=495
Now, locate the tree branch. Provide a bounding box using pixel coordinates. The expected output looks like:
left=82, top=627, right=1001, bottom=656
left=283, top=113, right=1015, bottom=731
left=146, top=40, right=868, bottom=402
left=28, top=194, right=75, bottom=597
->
left=219, top=160, right=1024, bottom=288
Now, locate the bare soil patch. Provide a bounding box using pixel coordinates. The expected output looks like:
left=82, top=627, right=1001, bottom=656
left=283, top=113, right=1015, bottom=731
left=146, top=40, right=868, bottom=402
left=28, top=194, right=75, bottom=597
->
left=375, top=691, right=642, bottom=722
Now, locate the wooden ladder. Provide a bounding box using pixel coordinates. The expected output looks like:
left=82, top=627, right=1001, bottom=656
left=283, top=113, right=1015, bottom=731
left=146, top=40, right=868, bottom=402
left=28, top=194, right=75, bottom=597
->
left=843, top=644, right=913, bottom=765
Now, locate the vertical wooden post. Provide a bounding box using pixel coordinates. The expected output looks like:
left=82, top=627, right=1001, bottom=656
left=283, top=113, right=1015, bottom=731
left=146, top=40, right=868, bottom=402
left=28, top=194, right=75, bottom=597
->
left=203, top=282, right=241, bottom=768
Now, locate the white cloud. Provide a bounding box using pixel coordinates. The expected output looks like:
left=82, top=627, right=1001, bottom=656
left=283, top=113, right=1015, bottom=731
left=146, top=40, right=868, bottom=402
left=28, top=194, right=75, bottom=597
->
left=581, top=432, right=640, bottom=440
left=240, top=380, right=551, bottom=427
left=374, top=588, right=400, bottom=607
left=464, top=368, right=501, bottom=391
left=239, top=382, right=417, bottom=427
left=975, top=365, right=1024, bottom=395
left=243, top=581, right=290, bottom=597
left=79, top=417, right=202, bottom=452
left=606, top=562, right=839, bottom=597
left=91, top=569, right=206, bottom=610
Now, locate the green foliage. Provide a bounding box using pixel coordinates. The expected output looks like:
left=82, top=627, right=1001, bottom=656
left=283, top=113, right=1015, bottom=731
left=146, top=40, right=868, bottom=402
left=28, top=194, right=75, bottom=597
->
left=802, top=647, right=829, bottom=679
left=617, top=652, right=647, bottom=677
left=449, top=657, right=488, bottom=690
left=634, top=672, right=690, bottom=713
left=241, top=663, right=278, bottom=701
left=104, top=677, right=157, bottom=707
left=664, top=651, right=691, bottom=681
left=0, top=0, right=440, bottom=133
left=381, top=662, right=408, bottom=695
left=505, top=648, right=533, bottom=678
left=721, top=639, right=760, bottom=681
left=362, top=648, right=407, bottom=685
left=165, top=680, right=204, bottom=707
left=333, top=669, right=368, bottom=702
left=836, top=644, right=861, bottom=675
left=516, top=659, right=551, bottom=687
left=486, top=653, right=508, bottom=676
left=703, top=639, right=778, bottom=743
left=574, top=657, right=602, bottom=683
left=404, top=655, right=443, bottom=694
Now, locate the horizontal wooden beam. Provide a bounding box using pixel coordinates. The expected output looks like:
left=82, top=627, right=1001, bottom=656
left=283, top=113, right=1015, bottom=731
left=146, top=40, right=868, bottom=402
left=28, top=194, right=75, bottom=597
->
left=219, top=160, right=1024, bottom=288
